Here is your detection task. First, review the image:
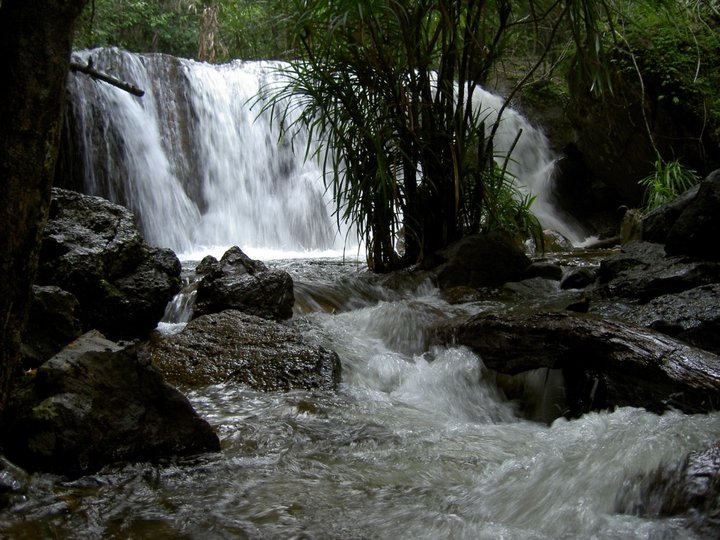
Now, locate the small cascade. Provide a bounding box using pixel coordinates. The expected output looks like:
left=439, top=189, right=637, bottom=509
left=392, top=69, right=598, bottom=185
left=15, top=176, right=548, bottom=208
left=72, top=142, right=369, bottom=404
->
left=62, top=47, right=585, bottom=256
left=471, top=90, right=587, bottom=244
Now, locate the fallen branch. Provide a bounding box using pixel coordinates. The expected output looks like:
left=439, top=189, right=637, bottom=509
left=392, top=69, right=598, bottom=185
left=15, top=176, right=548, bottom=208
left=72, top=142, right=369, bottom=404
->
left=69, top=61, right=145, bottom=97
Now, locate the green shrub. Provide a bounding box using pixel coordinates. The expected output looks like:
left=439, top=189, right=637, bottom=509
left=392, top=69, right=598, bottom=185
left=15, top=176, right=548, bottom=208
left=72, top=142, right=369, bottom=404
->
left=639, top=157, right=700, bottom=211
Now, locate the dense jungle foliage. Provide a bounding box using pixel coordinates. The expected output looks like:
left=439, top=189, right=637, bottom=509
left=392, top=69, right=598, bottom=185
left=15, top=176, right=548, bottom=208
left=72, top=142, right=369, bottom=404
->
left=74, top=0, right=720, bottom=270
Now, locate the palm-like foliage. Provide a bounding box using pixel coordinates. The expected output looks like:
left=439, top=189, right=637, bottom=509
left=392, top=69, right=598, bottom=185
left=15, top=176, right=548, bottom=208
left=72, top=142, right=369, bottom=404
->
left=264, top=0, right=613, bottom=271
left=640, top=157, right=700, bottom=211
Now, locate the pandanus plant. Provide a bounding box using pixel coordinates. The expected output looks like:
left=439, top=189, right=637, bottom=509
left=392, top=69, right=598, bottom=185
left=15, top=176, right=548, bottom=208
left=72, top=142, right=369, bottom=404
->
left=262, top=0, right=618, bottom=271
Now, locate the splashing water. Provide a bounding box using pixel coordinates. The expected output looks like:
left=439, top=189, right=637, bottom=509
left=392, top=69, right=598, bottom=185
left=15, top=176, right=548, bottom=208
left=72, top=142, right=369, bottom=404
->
left=3, top=260, right=718, bottom=538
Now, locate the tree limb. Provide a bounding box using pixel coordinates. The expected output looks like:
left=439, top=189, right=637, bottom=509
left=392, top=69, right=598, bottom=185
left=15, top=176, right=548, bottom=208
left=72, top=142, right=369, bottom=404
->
left=69, top=60, right=145, bottom=97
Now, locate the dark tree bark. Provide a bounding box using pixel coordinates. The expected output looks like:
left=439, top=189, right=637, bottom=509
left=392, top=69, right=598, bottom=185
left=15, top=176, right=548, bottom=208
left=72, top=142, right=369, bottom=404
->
left=0, top=0, right=89, bottom=414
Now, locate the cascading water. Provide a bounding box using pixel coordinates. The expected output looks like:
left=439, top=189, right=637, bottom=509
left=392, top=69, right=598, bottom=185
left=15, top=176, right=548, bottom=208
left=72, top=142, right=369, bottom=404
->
left=62, top=47, right=585, bottom=257
left=8, top=47, right=713, bottom=539
left=2, top=263, right=718, bottom=538
left=471, top=90, right=587, bottom=244
left=64, top=48, right=340, bottom=257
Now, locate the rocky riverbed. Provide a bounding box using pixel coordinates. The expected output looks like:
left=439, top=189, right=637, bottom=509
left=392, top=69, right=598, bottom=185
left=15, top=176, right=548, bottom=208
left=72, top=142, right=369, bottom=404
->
left=2, top=174, right=720, bottom=537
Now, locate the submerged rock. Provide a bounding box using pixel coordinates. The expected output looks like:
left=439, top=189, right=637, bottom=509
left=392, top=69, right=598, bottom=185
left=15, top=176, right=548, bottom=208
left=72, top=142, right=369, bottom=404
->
left=36, top=188, right=182, bottom=340
left=0, top=456, right=29, bottom=509
left=434, top=311, right=720, bottom=417
left=616, top=442, right=720, bottom=538
left=560, top=267, right=597, bottom=290
left=193, top=246, right=294, bottom=321
left=0, top=331, right=220, bottom=478
left=150, top=310, right=341, bottom=391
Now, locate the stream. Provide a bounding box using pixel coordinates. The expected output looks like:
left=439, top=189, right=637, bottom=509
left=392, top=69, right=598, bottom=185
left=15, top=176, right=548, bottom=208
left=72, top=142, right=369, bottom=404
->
left=13, top=47, right=715, bottom=538
left=2, top=255, right=719, bottom=539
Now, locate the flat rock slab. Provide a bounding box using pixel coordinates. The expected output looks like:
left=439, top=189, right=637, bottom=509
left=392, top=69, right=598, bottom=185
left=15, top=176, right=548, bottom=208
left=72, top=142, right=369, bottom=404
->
left=436, top=311, right=720, bottom=415
left=150, top=310, right=341, bottom=391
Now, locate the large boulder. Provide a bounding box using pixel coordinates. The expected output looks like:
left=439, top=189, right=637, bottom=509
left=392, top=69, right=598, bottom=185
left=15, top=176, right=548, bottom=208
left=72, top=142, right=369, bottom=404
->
left=36, top=188, right=182, bottom=340
left=623, top=284, right=720, bottom=355
left=430, top=232, right=531, bottom=290
left=597, top=241, right=720, bottom=302
left=666, top=170, right=720, bottom=260
left=0, top=331, right=220, bottom=477
left=150, top=310, right=341, bottom=391
left=193, top=246, right=294, bottom=321
left=640, top=182, right=700, bottom=244
left=434, top=311, right=720, bottom=417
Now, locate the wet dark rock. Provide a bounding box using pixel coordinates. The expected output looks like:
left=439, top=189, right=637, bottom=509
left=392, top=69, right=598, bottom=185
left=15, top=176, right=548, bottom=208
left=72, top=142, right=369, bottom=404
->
left=666, top=170, right=720, bottom=260
left=622, top=284, right=720, bottom=355
left=21, top=285, right=82, bottom=370
left=615, top=442, right=720, bottom=538
left=640, top=182, right=700, bottom=244
left=439, top=286, right=486, bottom=305
left=523, top=262, right=563, bottom=281
left=150, top=310, right=341, bottom=391
left=434, top=311, right=720, bottom=417
left=0, top=331, right=220, bottom=478
left=36, top=188, right=182, bottom=340
left=541, top=229, right=574, bottom=252
left=560, top=267, right=597, bottom=290
left=193, top=246, right=294, bottom=321
left=565, top=297, right=591, bottom=313
left=597, top=241, right=720, bottom=302
left=195, top=254, right=218, bottom=276
left=0, top=456, right=30, bottom=509
left=503, top=277, right=560, bottom=298
left=430, top=232, right=531, bottom=290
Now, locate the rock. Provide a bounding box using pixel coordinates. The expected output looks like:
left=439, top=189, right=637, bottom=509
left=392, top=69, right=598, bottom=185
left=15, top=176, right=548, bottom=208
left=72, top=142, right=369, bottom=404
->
left=597, top=241, right=720, bottom=302
left=523, top=262, right=563, bottom=281
left=193, top=246, right=294, bottom=321
left=0, top=456, right=30, bottom=509
left=640, top=182, right=700, bottom=243
left=36, top=188, right=182, bottom=340
left=623, top=284, right=720, bottom=355
left=560, top=267, right=597, bottom=290
left=439, top=286, right=485, bottom=305
left=541, top=229, right=574, bottom=252
left=21, top=285, right=82, bottom=370
left=565, top=297, right=591, bottom=313
left=666, top=170, right=720, bottom=260
left=431, top=232, right=531, bottom=290
left=195, top=255, right=218, bottom=276
left=434, top=311, right=720, bottom=416
left=149, top=310, right=341, bottom=391
left=615, top=442, right=720, bottom=538
left=503, top=277, right=560, bottom=298
left=0, top=331, right=220, bottom=477
left=620, top=208, right=644, bottom=244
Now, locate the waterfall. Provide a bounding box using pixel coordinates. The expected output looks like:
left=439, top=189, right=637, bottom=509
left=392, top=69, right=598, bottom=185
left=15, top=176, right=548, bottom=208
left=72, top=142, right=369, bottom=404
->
left=64, top=48, right=338, bottom=257
left=62, top=47, right=584, bottom=257
left=470, top=90, right=587, bottom=244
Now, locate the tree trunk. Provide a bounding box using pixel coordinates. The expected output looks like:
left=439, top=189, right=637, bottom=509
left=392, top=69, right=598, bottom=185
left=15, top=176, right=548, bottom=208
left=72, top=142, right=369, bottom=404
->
left=0, top=0, right=89, bottom=414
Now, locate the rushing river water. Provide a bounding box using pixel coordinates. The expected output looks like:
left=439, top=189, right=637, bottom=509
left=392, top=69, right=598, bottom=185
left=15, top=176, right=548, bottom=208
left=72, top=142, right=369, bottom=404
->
left=2, top=256, right=719, bottom=539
